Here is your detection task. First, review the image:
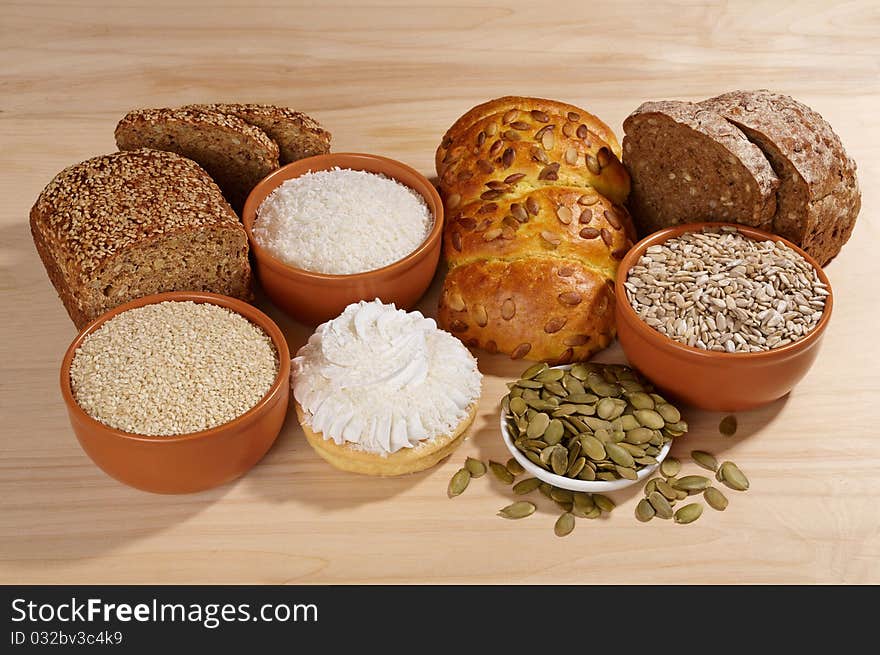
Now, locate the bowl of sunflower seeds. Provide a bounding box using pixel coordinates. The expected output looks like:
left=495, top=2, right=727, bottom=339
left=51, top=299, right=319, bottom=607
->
left=499, top=362, right=687, bottom=492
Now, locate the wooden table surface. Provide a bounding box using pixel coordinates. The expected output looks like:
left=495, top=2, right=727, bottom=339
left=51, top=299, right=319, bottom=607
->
left=2, top=0, right=878, bottom=584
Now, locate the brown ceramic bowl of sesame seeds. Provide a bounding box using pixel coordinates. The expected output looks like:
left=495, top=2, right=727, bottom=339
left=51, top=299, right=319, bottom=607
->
left=614, top=223, right=833, bottom=412
left=242, top=153, right=444, bottom=325
left=60, top=291, right=291, bottom=494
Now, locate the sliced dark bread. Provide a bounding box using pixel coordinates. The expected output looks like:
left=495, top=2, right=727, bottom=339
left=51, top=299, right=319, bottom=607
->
left=115, top=108, right=280, bottom=212
left=699, top=90, right=860, bottom=265
left=183, top=103, right=331, bottom=164
left=623, top=101, right=779, bottom=235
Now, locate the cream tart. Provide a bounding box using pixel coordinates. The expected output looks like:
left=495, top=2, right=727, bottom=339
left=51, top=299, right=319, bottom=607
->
left=291, top=300, right=482, bottom=476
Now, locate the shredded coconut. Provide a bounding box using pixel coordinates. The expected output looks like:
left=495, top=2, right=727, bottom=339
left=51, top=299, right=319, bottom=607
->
left=253, top=168, right=433, bottom=274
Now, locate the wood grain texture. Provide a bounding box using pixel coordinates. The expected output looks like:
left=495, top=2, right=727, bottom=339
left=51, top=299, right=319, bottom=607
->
left=1, top=0, right=878, bottom=584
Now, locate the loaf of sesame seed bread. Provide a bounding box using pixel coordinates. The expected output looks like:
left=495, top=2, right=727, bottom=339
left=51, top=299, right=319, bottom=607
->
left=114, top=108, right=280, bottom=212
left=698, top=90, right=860, bottom=265
left=622, top=100, right=780, bottom=235
left=31, top=149, right=253, bottom=329
left=436, top=97, right=633, bottom=363
left=181, top=103, right=331, bottom=164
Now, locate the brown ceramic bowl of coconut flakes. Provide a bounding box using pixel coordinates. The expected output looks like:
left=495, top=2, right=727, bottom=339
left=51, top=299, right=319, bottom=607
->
left=614, top=222, right=833, bottom=411
left=60, top=291, right=290, bottom=494
left=242, top=153, right=444, bottom=325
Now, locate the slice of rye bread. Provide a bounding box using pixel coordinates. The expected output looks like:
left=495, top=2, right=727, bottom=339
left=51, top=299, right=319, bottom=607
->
left=30, top=149, right=252, bottom=329
left=699, top=90, right=860, bottom=265
left=182, top=103, right=331, bottom=164
left=622, top=101, right=780, bottom=235
left=115, top=107, right=280, bottom=212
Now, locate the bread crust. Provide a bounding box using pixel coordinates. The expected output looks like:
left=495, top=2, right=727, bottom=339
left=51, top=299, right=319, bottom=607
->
left=115, top=107, right=280, bottom=211
left=698, top=90, right=860, bottom=265
left=183, top=103, right=331, bottom=164
left=30, top=149, right=253, bottom=328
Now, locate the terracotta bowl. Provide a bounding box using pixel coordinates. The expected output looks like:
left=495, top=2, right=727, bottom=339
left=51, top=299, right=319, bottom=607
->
left=242, top=152, right=444, bottom=325
left=60, top=291, right=291, bottom=494
left=614, top=223, right=833, bottom=412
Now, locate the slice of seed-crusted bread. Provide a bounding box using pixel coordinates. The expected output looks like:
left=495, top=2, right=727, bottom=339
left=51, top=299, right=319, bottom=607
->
left=115, top=107, right=280, bottom=212
left=698, top=90, right=860, bottom=265
left=622, top=100, right=780, bottom=235
left=437, top=109, right=630, bottom=209
left=30, top=149, right=252, bottom=329
left=182, top=103, right=331, bottom=164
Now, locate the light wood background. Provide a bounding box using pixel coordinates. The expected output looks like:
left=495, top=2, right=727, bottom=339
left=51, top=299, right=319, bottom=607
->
left=1, top=0, right=878, bottom=584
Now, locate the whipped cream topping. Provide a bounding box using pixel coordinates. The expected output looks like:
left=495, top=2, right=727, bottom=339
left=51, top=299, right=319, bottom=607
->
left=292, top=300, right=481, bottom=456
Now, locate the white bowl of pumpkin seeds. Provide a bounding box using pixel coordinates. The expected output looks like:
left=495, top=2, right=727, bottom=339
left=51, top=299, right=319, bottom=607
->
left=500, top=362, right=685, bottom=493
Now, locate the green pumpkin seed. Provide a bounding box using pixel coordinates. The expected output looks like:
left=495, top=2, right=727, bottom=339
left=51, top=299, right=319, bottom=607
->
left=616, top=465, right=638, bottom=480
left=649, top=393, right=667, bottom=405
left=567, top=393, right=598, bottom=404
left=543, top=381, right=567, bottom=397
left=552, top=404, right=579, bottom=417
left=536, top=368, right=564, bottom=382
left=447, top=468, right=470, bottom=498
left=509, top=396, right=528, bottom=415
left=550, top=487, right=573, bottom=503
left=635, top=498, right=655, bottom=522
left=645, top=478, right=659, bottom=496
left=525, top=398, right=556, bottom=412
left=498, top=501, right=536, bottom=519
left=513, top=477, right=542, bottom=495
left=674, top=503, right=703, bottom=524
left=704, top=487, right=729, bottom=511
left=656, top=403, right=681, bottom=424
left=691, top=450, right=718, bottom=472
left=666, top=420, right=689, bottom=433
left=635, top=456, right=658, bottom=466
left=597, top=471, right=617, bottom=481
left=719, top=461, right=749, bottom=491
left=626, top=391, right=655, bottom=409
left=525, top=451, right=546, bottom=469
left=566, top=456, right=586, bottom=478
left=550, top=446, right=569, bottom=475
left=527, top=412, right=550, bottom=438
left=593, top=494, right=615, bottom=513
left=634, top=409, right=665, bottom=429
left=465, top=457, right=486, bottom=478
left=644, top=446, right=660, bottom=456
left=597, top=397, right=625, bottom=420
left=617, top=415, right=641, bottom=431
left=506, top=457, right=525, bottom=475
left=562, top=375, right=586, bottom=396
left=573, top=492, right=595, bottom=515
left=516, top=379, right=544, bottom=389
left=539, top=482, right=553, bottom=498
left=580, top=434, right=605, bottom=461
left=624, top=427, right=654, bottom=445
left=648, top=491, right=673, bottom=519
left=543, top=419, right=564, bottom=445
left=554, top=512, right=576, bottom=537
left=673, top=475, right=712, bottom=492
left=619, top=442, right=646, bottom=457
left=577, top=466, right=597, bottom=481
left=656, top=479, right=679, bottom=500
left=522, top=363, right=548, bottom=380
left=659, top=457, right=681, bottom=478
left=582, top=417, right=613, bottom=432
left=719, top=415, right=738, bottom=436
left=489, top=460, right=514, bottom=484
left=605, top=442, right=635, bottom=468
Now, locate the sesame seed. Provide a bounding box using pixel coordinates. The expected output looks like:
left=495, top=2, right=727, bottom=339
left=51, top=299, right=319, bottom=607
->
left=70, top=301, right=278, bottom=436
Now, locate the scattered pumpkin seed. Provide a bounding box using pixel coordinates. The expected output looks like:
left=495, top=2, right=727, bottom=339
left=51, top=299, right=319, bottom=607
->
left=555, top=512, right=576, bottom=537
left=704, top=487, right=729, bottom=511
left=691, top=450, right=718, bottom=472
left=447, top=468, right=470, bottom=498
left=659, top=457, right=681, bottom=478
left=648, top=491, right=673, bottom=519
left=506, top=457, right=525, bottom=475
left=489, top=460, right=514, bottom=484
left=512, top=477, right=541, bottom=495
left=593, top=494, right=615, bottom=513
left=718, top=461, right=749, bottom=491
left=465, top=457, right=486, bottom=478
left=673, top=475, right=712, bottom=492
left=674, top=503, right=703, bottom=524
left=719, top=415, right=738, bottom=436
left=498, top=501, right=536, bottom=519
left=635, top=498, right=655, bottom=522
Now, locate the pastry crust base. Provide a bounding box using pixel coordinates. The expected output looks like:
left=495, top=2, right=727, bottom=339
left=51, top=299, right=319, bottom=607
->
left=295, top=401, right=478, bottom=476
